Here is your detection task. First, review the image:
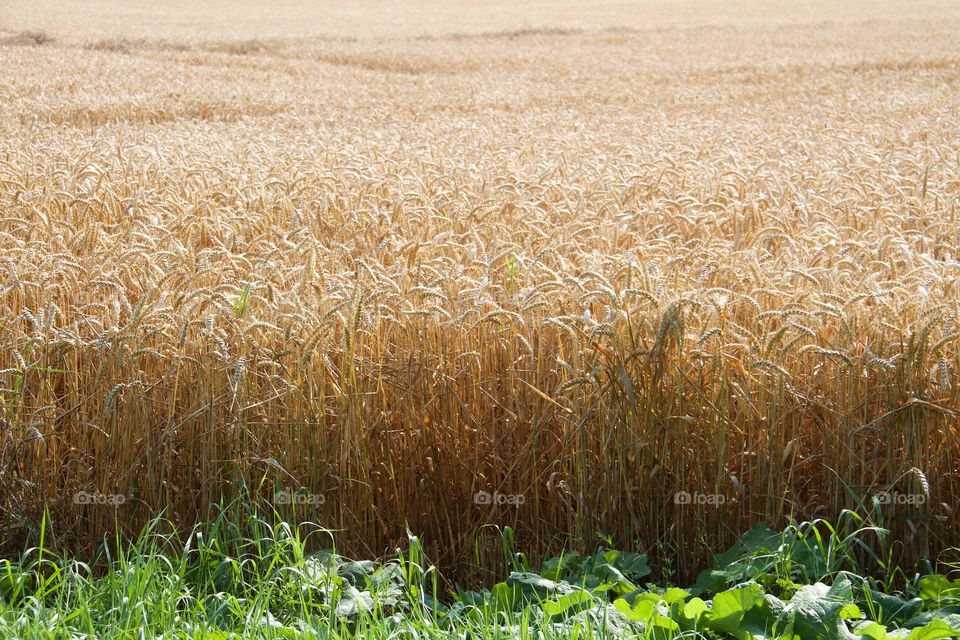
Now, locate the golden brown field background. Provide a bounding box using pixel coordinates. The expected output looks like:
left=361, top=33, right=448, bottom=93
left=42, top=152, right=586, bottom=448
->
left=2, top=0, right=959, bottom=582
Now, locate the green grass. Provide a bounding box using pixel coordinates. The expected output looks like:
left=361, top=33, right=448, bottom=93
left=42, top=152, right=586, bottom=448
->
left=1, top=507, right=959, bottom=639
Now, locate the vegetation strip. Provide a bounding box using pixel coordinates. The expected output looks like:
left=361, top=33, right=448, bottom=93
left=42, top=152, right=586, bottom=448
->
left=2, top=512, right=960, bottom=638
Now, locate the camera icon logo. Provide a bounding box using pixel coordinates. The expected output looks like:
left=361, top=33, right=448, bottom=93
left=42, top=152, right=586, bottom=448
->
left=274, top=489, right=324, bottom=506
left=73, top=491, right=126, bottom=506
left=874, top=491, right=925, bottom=506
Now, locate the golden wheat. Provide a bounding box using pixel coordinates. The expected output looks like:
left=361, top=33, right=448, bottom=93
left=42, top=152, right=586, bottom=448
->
left=0, top=0, right=958, bottom=582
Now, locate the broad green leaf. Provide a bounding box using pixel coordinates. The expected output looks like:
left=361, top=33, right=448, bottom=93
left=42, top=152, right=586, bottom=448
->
left=738, top=595, right=786, bottom=639
left=704, top=583, right=765, bottom=638
left=919, top=576, right=960, bottom=606
left=684, top=597, right=708, bottom=620
left=613, top=596, right=680, bottom=637
left=543, top=589, right=595, bottom=619
left=692, top=568, right=737, bottom=596
left=662, top=587, right=691, bottom=604
left=613, top=597, right=656, bottom=621
left=491, top=573, right=564, bottom=611
left=905, top=612, right=960, bottom=633
left=614, top=551, right=651, bottom=581
left=370, top=562, right=405, bottom=589
left=905, top=618, right=960, bottom=640
left=457, top=588, right=491, bottom=608
left=852, top=621, right=890, bottom=640
left=841, top=603, right=864, bottom=620
left=778, top=578, right=858, bottom=640
left=302, top=555, right=338, bottom=585
left=713, top=524, right=781, bottom=568
left=589, top=563, right=636, bottom=595
left=690, top=524, right=781, bottom=595
left=492, top=581, right=519, bottom=611
left=649, top=612, right=682, bottom=636
left=862, top=587, right=923, bottom=625
left=335, top=586, right=374, bottom=617
left=337, top=560, right=376, bottom=587
left=541, top=552, right=581, bottom=581
left=575, top=603, right=641, bottom=637
left=506, top=571, right=559, bottom=592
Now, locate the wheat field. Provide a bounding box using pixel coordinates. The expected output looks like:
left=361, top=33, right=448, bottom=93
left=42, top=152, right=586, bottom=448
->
left=1, top=0, right=959, bottom=583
